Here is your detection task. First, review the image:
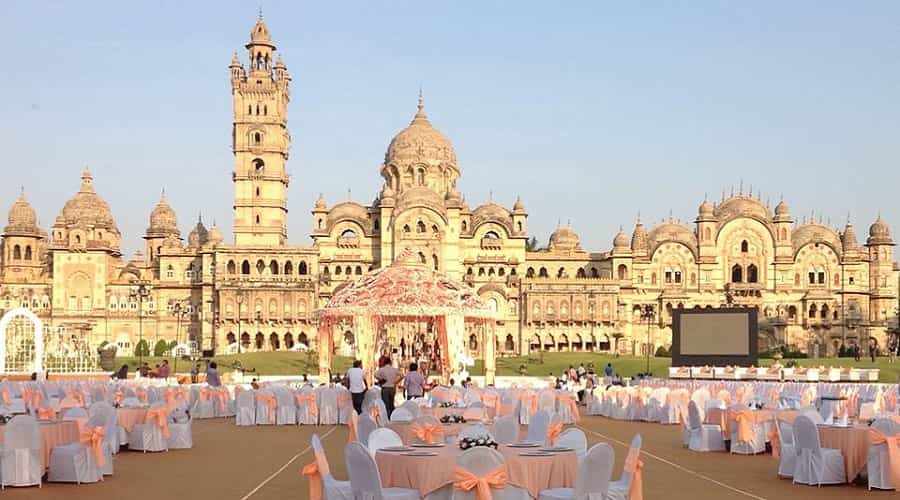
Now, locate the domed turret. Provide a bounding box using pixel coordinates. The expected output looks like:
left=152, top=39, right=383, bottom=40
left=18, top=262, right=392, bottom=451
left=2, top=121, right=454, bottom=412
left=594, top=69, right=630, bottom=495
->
left=774, top=199, right=791, bottom=222
left=613, top=227, right=629, bottom=249
left=53, top=167, right=120, bottom=251
left=187, top=216, right=208, bottom=248
left=631, top=220, right=649, bottom=253
left=314, top=193, right=327, bottom=211
left=867, top=214, right=893, bottom=245
left=207, top=223, right=223, bottom=247
left=5, top=191, right=40, bottom=235
left=841, top=221, right=859, bottom=252
left=698, top=198, right=715, bottom=218
left=147, top=192, right=179, bottom=237
left=249, top=16, right=272, bottom=45
left=548, top=224, right=582, bottom=253
left=512, top=196, right=526, bottom=214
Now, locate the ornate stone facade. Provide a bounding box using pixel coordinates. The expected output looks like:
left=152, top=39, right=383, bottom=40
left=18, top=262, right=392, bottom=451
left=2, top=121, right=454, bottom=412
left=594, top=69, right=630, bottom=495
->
left=1, top=17, right=897, bottom=361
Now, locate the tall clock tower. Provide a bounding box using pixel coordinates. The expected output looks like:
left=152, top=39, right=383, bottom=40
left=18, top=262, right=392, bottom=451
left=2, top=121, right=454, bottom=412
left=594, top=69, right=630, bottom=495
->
left=230, top=15, right=291, bottom=246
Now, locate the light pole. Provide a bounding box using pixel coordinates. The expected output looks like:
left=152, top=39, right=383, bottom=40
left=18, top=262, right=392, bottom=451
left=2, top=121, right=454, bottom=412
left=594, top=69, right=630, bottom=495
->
left=170, top=300, right=189, bottom=377
left=129, top=283, right=152, bottom=367
left=235, top=291, right=244, bottom=354
left=640, top=304, right=655, bottom=375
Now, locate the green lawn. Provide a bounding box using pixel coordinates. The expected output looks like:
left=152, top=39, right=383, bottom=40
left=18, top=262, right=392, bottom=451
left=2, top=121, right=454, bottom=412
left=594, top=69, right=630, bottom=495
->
left=114, top=351, right=900, bottom=383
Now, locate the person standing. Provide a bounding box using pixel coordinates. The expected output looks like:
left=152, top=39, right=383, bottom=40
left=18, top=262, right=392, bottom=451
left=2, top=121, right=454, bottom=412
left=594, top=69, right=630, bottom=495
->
left=206, top=362, right=222, bottom=387
left=402, top=362, right=426, bottom=400
left=346, top=360, right=367, bottom=414
left=374, top=358, right=401, bottom=417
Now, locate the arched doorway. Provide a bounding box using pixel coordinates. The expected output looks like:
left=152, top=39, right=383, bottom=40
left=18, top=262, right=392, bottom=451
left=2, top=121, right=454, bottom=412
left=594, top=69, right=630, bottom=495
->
left=226, top=332, right=236, bottom=345
left=240, top=332, right=250, bottom=349
left=298, top=332, right=309, bottom=347
left=529, top=334, right=541, bottom=351
left=504, top=334, right=515, bottom=352
left=558, top=334, right=569, bottom=352
left=254, top=333, right=264, bottom=350
left=0, top=307, right=44, bottom=373
left=269, top=332, right=280, bottom=350
left=284, top=332, right=294, bottom=349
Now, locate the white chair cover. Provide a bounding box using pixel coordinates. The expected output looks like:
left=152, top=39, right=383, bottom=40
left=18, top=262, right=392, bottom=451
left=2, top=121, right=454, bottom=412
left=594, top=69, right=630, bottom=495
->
left=389, top=408, right=414, bottom=422
left=167, top=408, right=193, bottom=450
left=728, top=406, right=767, bottom=455
left=189, top=387, right=215, bottom=419
left=538, top=442, right=614, bottom=500
left=556, top=428, right=588, bottom=462
left=89, top=401, right=119, bottom=470
left=448, top=446, right=529, bottom=500
left=254, top=390, right=276, bottom=425
left=235, top=390, right=256, bottom=426
left=48, top=412, right=105, bottom=484
left=311, top=434, right=352, bottom=499
left=867, top=418, right=898, bottom=490
left=367, top=428, right=403, bottom=457
left=791, top=415, right=845, bottom=485
left=275, top=388, right=297, bottom=425
left=357, top=415, right=377, bottom=446
left=317, top=387, right=339, bottom=425
left=524, top=410, right=549, bottom=444
left=127, top=402, right=168, bottom=453
left=336, top=387, right=354, bottom=425
left=296, top=387, right=318, bottom=425
left=0, top=415, right=42, bottom=488
left=687, top=401, right=725, bottom=452
left=344, top=441, right=418, bottom=500
left=606, top=434, right=642, bottom=500
left=492, top=416, right=520, bottom=445
left=775, top=420, right=796, bottom=478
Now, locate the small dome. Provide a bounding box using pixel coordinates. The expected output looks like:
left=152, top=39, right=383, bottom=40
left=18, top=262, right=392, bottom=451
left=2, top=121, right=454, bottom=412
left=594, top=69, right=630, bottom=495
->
left=631, top=221, right=648, bottom=252
left=249, top=17, right=272, bottom=45
left=230, top=52, right=241, bottom=67
left=647, top=222, right=698, bottom=255
left=187, top=217, right=208, bottom=248
left=274, top=54, right=286, bottom=69
left=867, top=215, right=892, bottom=245
left=385, top=94, right=456, bottom=167
left=512, top=196, right=526, bottom=213
left=773, top=199, right=791, bottom=222
left=613, top=228, right=629, bottom=249
left=549, top=225, right=582, bottom=252
left=54, top=167, right=120, bottom=236
left=842, top=222, right=859, bottom=252
left=207, top=223, right=223, bottom=246
left=5, top=191, right=40, bottom=235
left=793, top=223, right=842, bottom=254
left=698, top=198, right=714, bottom=216
left=714, top=195, right=771, bottom=222
left=147, top=192, right=179, bottom=237
left=314, top=193, right=327, bottom=210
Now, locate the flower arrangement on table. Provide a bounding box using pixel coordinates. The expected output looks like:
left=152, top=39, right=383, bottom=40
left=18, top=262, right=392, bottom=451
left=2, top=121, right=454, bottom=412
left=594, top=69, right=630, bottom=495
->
left=438, top=401, right=455, bottom=408
left=459, top=433, right=498, bottom=450
left=440, top=414, right=466, bottom=424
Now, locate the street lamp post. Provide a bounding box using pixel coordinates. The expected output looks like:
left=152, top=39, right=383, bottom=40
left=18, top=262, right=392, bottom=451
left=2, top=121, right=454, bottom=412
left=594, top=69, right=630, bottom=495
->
left=640, top=304, right=655, bottom=375
left=170, top=300, right=189, bottom=377
left=235, top=291, right=244, bottom=354
left=129, top=283, right=152, bottom=367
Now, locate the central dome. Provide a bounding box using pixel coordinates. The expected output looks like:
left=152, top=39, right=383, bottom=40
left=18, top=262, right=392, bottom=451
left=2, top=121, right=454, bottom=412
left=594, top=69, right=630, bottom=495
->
left=55, top=168, right=119, bottom=234
left=384, top=94, right=457, bottom=167
left=5, top=191, right=40, bottom=235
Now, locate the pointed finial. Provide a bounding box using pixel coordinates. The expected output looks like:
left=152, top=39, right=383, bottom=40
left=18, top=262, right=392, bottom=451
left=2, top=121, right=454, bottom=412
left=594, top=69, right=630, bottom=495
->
left=748, top=183, right=752, bottom=197
left=489, top=189, right=493, bottom=202
left=668, top=209, right=673, bottom=221
left=347, top=188, right=351, bottom=201
left=417, top=87, right=424, bottom=113
left=739, top=179, right=744, bottom=195
left=730, top=185, right=734, bottom=197
left=567, top=218, right=572, bottom=227
left=198, top=212, right=203, bottom=224
left=258, top=4, right=264, bottom=20
left=636, top=211, right=641, bottom=224
left=846, top=212, right=851, bottom=225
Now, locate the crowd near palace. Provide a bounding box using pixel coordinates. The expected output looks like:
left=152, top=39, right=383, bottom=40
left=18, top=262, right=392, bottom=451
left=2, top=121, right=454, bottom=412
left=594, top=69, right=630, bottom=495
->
left=0, top=16, right=897, bottom=363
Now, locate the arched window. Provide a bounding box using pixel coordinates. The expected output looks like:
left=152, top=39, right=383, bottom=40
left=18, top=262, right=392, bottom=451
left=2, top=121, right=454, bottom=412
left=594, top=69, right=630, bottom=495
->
left=344, top=266, right=352, bottom=275
left=731, top=264, right=743, bottom=283
left=788, top=305, right=797, bottom=320
left=539, top=267, right=548, bottom=278
left=461, top=221, right=468, bottom=232
left=617, top=264, right=627, bottom=280
left=468, top=334, right=478, bottom=351
left=318, top=219, right=324, bottom=230
left=403, top=224, right=410, bottom=234
left=417, top=168, right=426, bottom=186
left=298, top=261, right=308, bottom=275
left=335, top=266, right=342, bottom=275
left=284, top=261, right=293, bottom=275
left=417, top=252, right=426, bottom=264
left=340, top=228, right=357, bottom=239
left=780, top=227, right=787, bottom=240
left=353, top=266, right=361, bottom=275
left=704, top=227, right=711, bottom=240
left=254, top=132, right=261, bottom=145
left=488, top=268, right=496, bottom=276
left=241, top=260, right=251, bottom=274
left=478, top=268, right=486, bottom=276
left=808, top=304, right=817, bottom=319
left=740, top=240, right=749, bottom=253
left=166, top=265, right=174, bottom=279
left=12, top=245, right=21, bottom=259
left=526, top=267, right=535, bottom=278
left=821, top=304, right=829, bottom=319
left=24, top=246, right=31, bottom=260
left=227, top=260, right=236, bottom=274
left=255, top=333, right=264, bottom=350
left=591, top=267, right=599, bottom=278
left=576, top=268, right=586, bottom=278
left=248, top=105, right=252, bottom=115
left=416, top=220, right=426, bottom=233
left=484, top=231, right=500, bottom=239
left=256, top=260, right=265, bottom=274
left=269, top=260, right=279, bottom=275
left=557, top=267, right=565, bottom=278
left=432, top=255, right=439, bottom=271
left=252, top=158, right=265, bottom=172
left=747, top=264, right=758, bottom=283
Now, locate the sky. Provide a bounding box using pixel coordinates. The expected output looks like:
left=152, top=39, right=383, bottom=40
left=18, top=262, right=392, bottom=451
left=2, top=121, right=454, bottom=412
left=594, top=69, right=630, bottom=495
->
left=1, top=1, right=898, bottom=256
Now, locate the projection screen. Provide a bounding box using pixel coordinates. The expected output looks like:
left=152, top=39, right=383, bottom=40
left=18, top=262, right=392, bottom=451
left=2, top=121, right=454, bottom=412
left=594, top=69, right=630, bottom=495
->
left=671, top=308, right=758, bottom=367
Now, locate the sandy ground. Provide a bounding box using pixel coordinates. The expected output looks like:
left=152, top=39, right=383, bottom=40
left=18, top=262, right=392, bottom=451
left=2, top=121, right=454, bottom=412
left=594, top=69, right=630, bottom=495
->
left=1, top=416, right=892, bottom=500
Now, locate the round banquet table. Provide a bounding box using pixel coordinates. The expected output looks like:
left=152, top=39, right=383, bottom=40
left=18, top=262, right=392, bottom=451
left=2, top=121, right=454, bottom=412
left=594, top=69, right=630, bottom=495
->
left=817, top=425, right=872, bottom=482
left=0, top=420, right=80, bottom=469
left=704, top=408, right=775, bottom=438
left=375, top=444, right=577, bottom=498
left=117, top=408, right=148, bottom=432
left=386, top=421, right=471, bottom=444
left=420, top=407, right=466, bottom=419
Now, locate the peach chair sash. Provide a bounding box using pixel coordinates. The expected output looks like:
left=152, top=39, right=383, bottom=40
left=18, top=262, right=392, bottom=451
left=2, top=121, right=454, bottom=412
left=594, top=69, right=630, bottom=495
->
left=347, top=412, right=358, bottom=443
left=556, top=393, right=580, bottom=422
left=22, top=388, right=41, bottom=409
left=624, top=444, right=644, bottom=500
left=452, top=464, right=508, bottom=500
left=769, top=425, right=780, bottom=459
left=0, top=387, right=9, bottom=405
left=255, top=393, right=277, bottom=418
left=369, top=404, right=382, bottom=423
left=296, top=394, right=318, bottom=416
left=163, top=390, right=178, bottom=411
left=481, top=393, right=499, bottom=407
left=546, top=422, right=563, bottom=446
left=65, top=389, right=85, bottom=407
left=337, top=393, right=352, bottom=408
left=729, top=410, right=754, bottom=443
left=411, top=422, right=445, bottom=444
left=80, top=426, right=106, bottom=467
left=518, top=393, right=538, bottom=414
left=869, top=429, right=900, bottom=489
left=37, top=407, right=55, bottom=420
left=302, top=461, right=323, bottom=500
left=115, top=390, right=124, bottom=405
left=135, top=388, right=148, bottom=403
left=146, top=407, right=170, bottom=438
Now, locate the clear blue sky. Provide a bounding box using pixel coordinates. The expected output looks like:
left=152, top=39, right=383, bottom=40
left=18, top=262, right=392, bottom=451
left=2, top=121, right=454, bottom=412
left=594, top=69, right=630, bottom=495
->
left=2, top=1, right=898, bottom=256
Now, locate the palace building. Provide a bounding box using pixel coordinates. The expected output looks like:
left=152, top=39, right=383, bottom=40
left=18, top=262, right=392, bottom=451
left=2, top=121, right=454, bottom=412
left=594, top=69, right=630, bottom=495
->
left=1, top=16, right=897, bottom=363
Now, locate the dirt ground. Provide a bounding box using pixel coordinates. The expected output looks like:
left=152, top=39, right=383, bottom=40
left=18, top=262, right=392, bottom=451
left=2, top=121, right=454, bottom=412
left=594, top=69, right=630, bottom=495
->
left=2, top=416, right=892, bottom=500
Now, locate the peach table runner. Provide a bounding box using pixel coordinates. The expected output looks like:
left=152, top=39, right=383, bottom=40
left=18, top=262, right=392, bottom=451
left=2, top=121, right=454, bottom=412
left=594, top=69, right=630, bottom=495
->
left=375, top=444, right=577, bottom=498
left=0, top=420, right=79, bottom=469
left=817, top=425, right=871, bottom=482
left=117, top=408, right=148, bottom=432
left=387, top=422, right=468, bottom=444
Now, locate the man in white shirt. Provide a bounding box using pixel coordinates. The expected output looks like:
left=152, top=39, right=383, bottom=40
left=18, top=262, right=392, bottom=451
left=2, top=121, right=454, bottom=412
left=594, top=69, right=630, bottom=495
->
left=346, top=360, right=367, bottom=414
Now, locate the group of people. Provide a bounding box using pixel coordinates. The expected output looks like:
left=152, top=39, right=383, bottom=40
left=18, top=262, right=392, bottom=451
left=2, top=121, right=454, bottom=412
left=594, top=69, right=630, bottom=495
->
left=343, top=357, right=431, bottom=419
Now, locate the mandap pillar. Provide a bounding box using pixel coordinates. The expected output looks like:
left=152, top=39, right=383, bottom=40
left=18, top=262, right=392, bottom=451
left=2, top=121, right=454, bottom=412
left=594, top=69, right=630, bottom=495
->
left=484, top=321, right=496, bottom=386
left=317, top=321, right=332, bottom=382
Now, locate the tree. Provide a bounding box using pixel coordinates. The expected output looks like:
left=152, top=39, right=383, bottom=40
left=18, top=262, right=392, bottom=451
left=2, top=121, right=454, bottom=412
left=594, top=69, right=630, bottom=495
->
left=525, top=236, right=547, bottom=252
left=153, top=339, right=170, bottom=357
left=134, top=339, right=150, bottom=357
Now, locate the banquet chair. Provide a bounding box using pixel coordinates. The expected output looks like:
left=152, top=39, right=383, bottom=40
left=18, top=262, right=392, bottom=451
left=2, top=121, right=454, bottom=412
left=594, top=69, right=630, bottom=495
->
left=492, top=415, right=520, bottom=445
left=275, top=388, right=297, bottom=425
left=397, top=400, right=421, bottom=419
left=364, top=399, right=389, bottom=427
left=538, top=442, right=614, bottom=500
left=446, top=446, right=529, bottom=500
left=235, top=389, right=256, bottom=426
left=775, top=420, right=796, bottom=478
left=858, top=402, right=876, bottom=422
left=389, top=407, right=414, bottom=422
left=462, top=402, right=485, bottom=421
left=867, top=418, right=898, bottom=491
left=309, top=434, right=352, bottom=500
left=409, top=415, right=443, bottom=445
left=120, top=397, right=142, bottom=408
left=606, top=434, right=642, bottom=500
left=190, top=388, right=216, bottom=420
left=524, top=410, right=549, bottom=444
left=728, top=405, right=767, bottom=455
left=128, top=402, right=169, bottom=453
left=458, top=424, right=493, bottom=441
left=791, top=415, right=845, bottom=486
left=89, top=401, right=119, bottom=465
left=62, top=407, right=89, bottom=433
left=336, top=387, right=354, bottom=424
left=295, top=387, right=318, bottom=425
left=538, top=390, right=557, bottom=414
left=686, top=401, right=725, bottom=452
left=799, top=408, right=825, bottom=425
left=556, top=428, right=588, bottom=462
left=357, top=414, right=377, bottom=445
left=254, top=390, right=277, bottom=425
left=498, top=392, right=518, bottom=419
left=344, top=441, right=419, bottom=500
left=166, top=407, right=192, bottom=450
left=48, top=412, right=105, bottom=484
left=0, top=415, right=42, bottom=488
left=366, top=428, right=403, bottom=457
left=317, top=386, right=338, bottom=425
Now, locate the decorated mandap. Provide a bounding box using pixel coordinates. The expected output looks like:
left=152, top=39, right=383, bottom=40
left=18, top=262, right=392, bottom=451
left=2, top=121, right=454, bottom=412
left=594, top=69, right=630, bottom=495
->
left=317, top=250, right=497, bottom=385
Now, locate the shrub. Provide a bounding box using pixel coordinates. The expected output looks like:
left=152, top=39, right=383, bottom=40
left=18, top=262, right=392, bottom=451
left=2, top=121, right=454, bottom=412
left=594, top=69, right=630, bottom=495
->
left=654, top=345, right=671, bottom=357
left=133, top=339, right=150, bottom=357
left=153, top=339, right=170, bottom=357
